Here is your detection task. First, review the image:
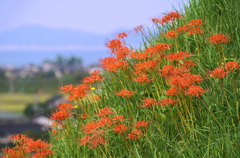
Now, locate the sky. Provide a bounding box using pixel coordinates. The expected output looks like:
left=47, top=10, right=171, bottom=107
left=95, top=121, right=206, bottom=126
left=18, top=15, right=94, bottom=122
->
left=0, top=0, right=186, bottom=67
left=0, top=0, right=186, bottom=34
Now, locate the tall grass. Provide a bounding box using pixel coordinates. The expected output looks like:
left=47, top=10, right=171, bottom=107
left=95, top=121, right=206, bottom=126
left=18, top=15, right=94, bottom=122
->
left=1, top=0, right=240, bottom=157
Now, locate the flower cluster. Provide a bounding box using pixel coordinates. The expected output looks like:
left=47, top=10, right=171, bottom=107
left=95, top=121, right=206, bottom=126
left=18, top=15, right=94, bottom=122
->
left=1, top=134, right=52, bottom=158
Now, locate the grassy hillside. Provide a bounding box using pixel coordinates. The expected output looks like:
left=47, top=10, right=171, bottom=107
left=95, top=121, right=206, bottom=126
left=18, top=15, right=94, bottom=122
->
left=1, top=0, right=240, bottom=157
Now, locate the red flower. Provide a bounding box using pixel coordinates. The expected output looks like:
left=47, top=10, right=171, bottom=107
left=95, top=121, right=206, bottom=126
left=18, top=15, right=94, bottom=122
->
left=135, top=60, right=157, bottom=75
left=182, top=60, right=196, bottom=69
left=51, top=110, right=70, bottom=121
left=187, top=85, right=206, bottom=97
left=83, top=122, right=99, bottom=134
left=161, top=98, right=179, bottom=107
left=135, top=120, right=149, bottom=130
left=188, top=27, right=202, bottom=36
left=134, top=74, right=151, bottom=85
left=98, top=118, right=112, bottom=127
left=80, top=135, right=91, bottom=146
left=113, top=124, right=127, bottom=133
left=209, top=34, right=229, bottom=46
left=166, top=51, right=190, bottom=62
left=115, top=46, right=130, bottom=60
left=105, top=38, right=122, bottom=52
left=58, top=103, right=73, bottom=112
left=128, top=129, right=143, bottom=140
left=59, top=84, right=73, bottom=93
left=160, top=65, right=174, bottom=77
left=188, top=19, right=203, bottom=27
left=177, top=25, right=189, bottom=34
left=100, top=57, right=128, bottom=72
left=134, top=25, right=144, bottom=34
left=112, top=115, right=128, bottom=123
left=141, top=98, right=158, bottom=108
left=159, top=12, right=181, bottom=25
left=117, top=32, right=128, bottom=39
left=225, top=61, right=239, bottom=71
left=82, top=114, right=87, bottom=120
left=116, top=89, right=135, bottom=98
left=210, top=67, right=227, bottom=79
left=165, top=30, right=177, bottom=39
left=90, top=70, right=100, bottom=76
left=166, top=87, right=179, bottom=96
left=67, top=84, right=89, bottom=101
left=98, top=107, right=114, bottom=118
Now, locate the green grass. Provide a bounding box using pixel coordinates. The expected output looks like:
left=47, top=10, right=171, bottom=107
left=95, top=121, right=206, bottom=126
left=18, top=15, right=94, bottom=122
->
left=0, top=93, right=52, bottom=113
left=1, top=0, right=240, bottom=157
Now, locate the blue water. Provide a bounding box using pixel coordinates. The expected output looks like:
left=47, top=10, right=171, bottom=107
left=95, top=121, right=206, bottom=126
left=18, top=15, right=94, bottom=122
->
left=0, top=50, right=110, bottom=67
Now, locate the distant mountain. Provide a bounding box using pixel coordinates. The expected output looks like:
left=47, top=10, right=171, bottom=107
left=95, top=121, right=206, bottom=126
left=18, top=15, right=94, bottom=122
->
left=0, top=26, right=140, bottom=46
left=0, top=26, right=142, bottom=66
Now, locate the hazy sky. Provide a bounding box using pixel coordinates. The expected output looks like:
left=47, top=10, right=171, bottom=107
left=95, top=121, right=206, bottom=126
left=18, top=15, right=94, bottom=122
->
left=0, top=0, right=186, bottom=34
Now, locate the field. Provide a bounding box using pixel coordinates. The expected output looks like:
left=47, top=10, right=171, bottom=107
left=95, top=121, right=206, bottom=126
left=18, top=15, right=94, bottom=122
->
left=0, top=93, right=52, bottom=113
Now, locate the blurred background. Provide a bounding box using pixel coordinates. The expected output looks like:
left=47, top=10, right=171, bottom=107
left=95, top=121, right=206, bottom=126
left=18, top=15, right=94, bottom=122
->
left=0, top=0, right=185, bottom=147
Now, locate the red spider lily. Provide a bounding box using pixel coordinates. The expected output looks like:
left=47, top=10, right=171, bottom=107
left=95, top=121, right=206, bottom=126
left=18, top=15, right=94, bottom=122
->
left=83, top=75, right=103, bottom=84
left=171, top=66, right=190, bottom=76
left=100, top=57, right=128, bottom=72
left=166, top=87, right=179, bottom=96
left=51, top=110, right=71, bottom=121
left=97, top=118, right=112, bottom=127
left=83, top=122, right=99, bottom=134
left=134, top=25, right=144, bottom=34
left=131, top=51, right=150, bottom=60
left=82, top=113, right=87, bottom=120
left=112, top=115, right=128, bottom=123
left=135, top=60, right=158, bottom=75
left=177, top=25, right=189, bottom=34
left=160, top=65, right=175, bottom=77
left=182, top=60, right=196, bottom=69
left=2, top=135, right=52, bottom=158
left=152, top=18, right=160, bottom=23
left=98, top=107, right=114, bottom=118
left=209, top=34, right=229, bottom=46
left=1, top=147, right=24, bottom=158
left=159, top=12, right=181, bottom=25
left=9, top=134, right=27, bottom=142
left=146, top=43, right=170, bottom=54
left=168, top=73, right=202, bottom=90
left=161, top=98, right=179, bottom=107
left=116, top=89, right=135, bottom=98
left=188, top=27, right=202, bottom=36
left=105, top=38, right=122, bottom=52
left=67, top=84, right=89, bottom=101
left=166, top=51, right=190, bottom=62
left=225, top=61, right=239, bottom=71
left=135, top=120, right=149, bottom=130
left=117, top=32, right=128, bottom=39
left=58, top=103, right=73, bottom=112
left=80, top=135, right=91, bottom=146
left=90, top=135, right=107, bottom=148
left=113, top=124, right=127, bottom=133
left=90, top=70, right=100, bottom=76
left=59, top=84, right=74, bottom=93
left=114, top=46, right=130, bottom=60
left=165, top=30, right=177, bottom=39
left=188, top=19, right=203, bottom=27
left=187, top=85, right=206, bottom=97
left=141, top=98, right=158, bottom=108
left=128, top=129, right=143, bottom=140
left=210, top=67, right=227, bottom=79
left=134, top=74, right=151, bottom=85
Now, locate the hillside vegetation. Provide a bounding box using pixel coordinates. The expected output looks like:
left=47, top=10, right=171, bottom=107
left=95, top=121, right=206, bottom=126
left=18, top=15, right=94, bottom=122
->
left=1, top=0, right=240, bottom=157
